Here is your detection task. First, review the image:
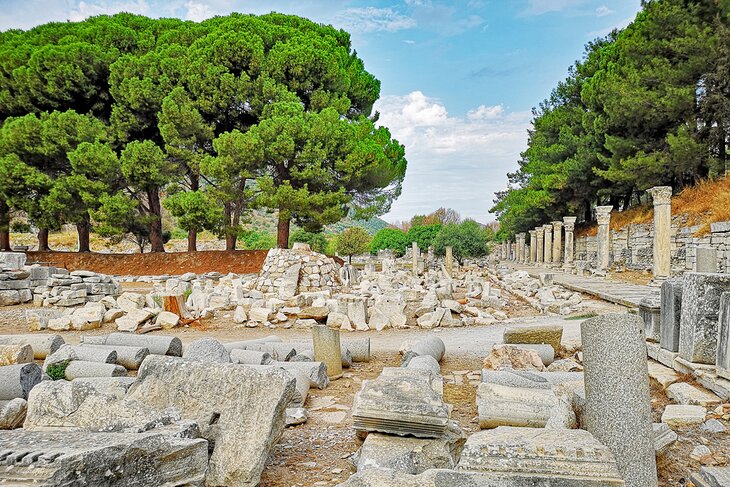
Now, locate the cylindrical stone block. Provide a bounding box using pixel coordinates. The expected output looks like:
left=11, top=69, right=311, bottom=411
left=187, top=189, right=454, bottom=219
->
left=0, top=363, right=41, bottom=400
left=64, top=361, right=128, bottom=380
left=244, top=343, right=296, bottom=362
left=647, top=186, right=672, bottom=280
left=0, top=334, right=64, bottom=359
left=79, top=344, right=149, bottom=370
left=66, top=345, right=117, bottom=365
left=343, top=338, right=370, bottom=362
left=312, top=325, right=343, bottom=379
left=595, top=206, right=613, bottom=271
left=409, top=335, right=445, bottom=363
left=0, top=344, right=34, bottom=365
left=406, top=355, right=440, bottom=375
left=230, top=349, right=273, bottom=365
left=272, top=361, right=329, bottom=389
left=581, top=313, right=657, bottom=487
left=222, top=336, right=283, bottom=352
left=89, top=332, right=182, bottom=356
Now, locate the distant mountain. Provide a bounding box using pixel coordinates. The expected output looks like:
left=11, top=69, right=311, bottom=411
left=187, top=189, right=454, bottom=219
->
left=243, top=209, right=389, bottom=236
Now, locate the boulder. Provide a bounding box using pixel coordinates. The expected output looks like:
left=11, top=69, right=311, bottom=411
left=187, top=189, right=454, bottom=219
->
left=482, top=345, right=545, bottom=371
left=155, top=310, right=180, bottom=329
left=183, top=337, right=230, bottom=363
left=116, top=292, right=146, bottom=312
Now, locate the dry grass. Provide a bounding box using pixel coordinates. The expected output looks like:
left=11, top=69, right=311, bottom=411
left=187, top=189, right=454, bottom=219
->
left=575, top=176, right=730, bottom=237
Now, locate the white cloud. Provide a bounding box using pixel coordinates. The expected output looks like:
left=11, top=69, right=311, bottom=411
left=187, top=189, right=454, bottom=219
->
left=67, top=0, right=150, bottom=21
left=521, top=0, right=585, bottom=16
left=185, top=1, right=216, bottom=21
left=403, top=39, right=416, bottom=44
left=467, top=104, right=504, bottom=120
left=335, top=7, right=416, bottom=33
left=595, top=5, right=613, bottom=17
left=375, top=91, right=531, bottom=222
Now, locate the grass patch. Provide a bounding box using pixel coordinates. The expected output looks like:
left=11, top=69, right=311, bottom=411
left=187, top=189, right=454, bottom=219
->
left=46, top=360, right=70, bottom=380
left=182, top=289, right=192, bottom=301
left=564, top=312, right=598, bottom=320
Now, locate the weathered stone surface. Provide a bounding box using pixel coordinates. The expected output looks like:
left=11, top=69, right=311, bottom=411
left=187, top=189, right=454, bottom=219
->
left=0, top=334, right=64, bottom=359
left=243, top=342, right=296, bottom=361
left=24, top=380, right=179, bottom=432
left=407, top=355, right=441, bottom=375
left=0, top=252, right=26, bottom=269
left=0, top=363, right=41, bottom=400
left=116, top=307, right=153, bottom=332
left=690, top=467, right=730, bottom=487
left=0, top=428, right=208, bottom=486
left=183, top=337, right=230, bottom=363
left=482, top=344, right=545, bottom=371
left=480, top=370, right=583, bottom=389
left=343, top=338, right=370, bottom=362
left=25, top=309, right=62, bottom=332
left=402, top=335, right=445, bottom=363
left=503, top=325, right=563, bottom=352
left=476, top=383, right=575, bottom=429
left=661, top=404, right=706, bottom=427
left=647, top=361, right=680, bottom=388
left=352, top=375, right=449, bottom=438
left=272, top=361, right=329, bottom=389
left=230, top=348, right=273, bottom=365
left=64, top=361, right=127, bottom=380
left=63, top=344, right=117, bottom=364
left=718, top=292, right=730, bottom=380
left=652, top=423, right=677, bottom=456
left=155, top=310, right=180, bottom=329
left=0, top=398, right=27, bottom=429
left=0, top=344, right=33, bottom=365
left=457, top=427, right=623, bottom=483
left=679, top=272, right=730, bottom=364
left=639, top=293, right=661, bottom=343
left=79, top=344, right=148, bottom=370
left=126, top=355, right=295, bottom=486
left=285, top=407, right=308, bottom=426
left=313, top=324, right=343, bottom=379
left=581, top=313, right=657, bottom=487
left=83, top=332, right=182, bottom=356
left=666, top=382, right=721, bottom=407
left=660, top=278, right=682, bottom=352
left=355, top=421, right=466, bottom=474
left=116, top=291, right=146, bottom=312
left=71, top=377, right=136, bottom=399
left=299, top=306, right=330, bottom=321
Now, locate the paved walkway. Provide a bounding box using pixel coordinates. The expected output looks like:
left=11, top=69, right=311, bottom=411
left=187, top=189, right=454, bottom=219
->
left=505, top=262, right=655, bottom=308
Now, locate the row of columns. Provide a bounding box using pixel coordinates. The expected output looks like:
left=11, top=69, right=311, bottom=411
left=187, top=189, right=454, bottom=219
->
left=499, top=185, right=673, bottom=280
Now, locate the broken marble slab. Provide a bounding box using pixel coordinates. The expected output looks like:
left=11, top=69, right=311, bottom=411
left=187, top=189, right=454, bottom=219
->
left=0, top=427, right=208, bottom=486
left=653, top=423, right=677, bottom=456
left=480, top=370, right=583, bottom=390
left=690, top=466, right=730, bottom=487
left=352, top=375, right=449, bottom=438
left=476, top=383, right=576, bottom=429
left=380, top=366, right=444, bottom=397
left=355, top=421, right=466, bottom=474
left=81, top=332, right=182, bottom=356
left=0, top=398, right=27, bottom=429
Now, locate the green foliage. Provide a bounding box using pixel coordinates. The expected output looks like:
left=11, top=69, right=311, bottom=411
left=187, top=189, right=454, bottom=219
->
left=10, top=221, right=30, bottom=233
left=369, top=228, right=409, bottom=256
left=432, top=220, right=490, bottom=263
left=240, top=230, right=276, bottom=250
left=46, top=360, right=70, bottom=381
left=406, top=224, right=442, bottom=250
left=289, top=228, right=328, bottom=253
left=163, top=190, right=223, bottom=234
left=336, top=226, right=371, bottom=261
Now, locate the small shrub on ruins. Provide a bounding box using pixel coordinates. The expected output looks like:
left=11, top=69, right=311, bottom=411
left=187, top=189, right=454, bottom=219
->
left=46, top=360, right=70, bottom=381
left=289, top=229, right=328, bottom=253
left=336, top=227, right=371, bottom=263
left=369, top=228, right=409, bottom=256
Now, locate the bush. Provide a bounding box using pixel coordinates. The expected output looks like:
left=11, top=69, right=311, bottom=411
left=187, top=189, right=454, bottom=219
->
left=240, top=230, right=276, bottom=250
left=406, top=224, right=442, bottom=250
left=46, top=360, right=70, bottom=380
left=336, top=227, right=371, bottom=263
left=169, top=227, right=188, bottom=240
left=432, top=219, right=489, bottom=263
left=10, top=221, right=31, bottom=233
left=289, top=229, right=328, bottom=253
left=369, top=228, right=409, bottom=256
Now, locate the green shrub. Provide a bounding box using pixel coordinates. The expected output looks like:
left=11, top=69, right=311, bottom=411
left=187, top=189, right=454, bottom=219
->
left=369, top=228, right=409, bottom=256
left=288, top=229, right=328, bottom=253
left=240, top=230, right=277, bottom=250
left=336, top=227, right=371, bottom=263
left=46, top=360, right=70, bottom=380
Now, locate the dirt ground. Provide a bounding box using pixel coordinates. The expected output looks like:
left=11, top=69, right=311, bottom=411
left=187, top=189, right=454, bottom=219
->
left=0, top=286, right=727, bottom=485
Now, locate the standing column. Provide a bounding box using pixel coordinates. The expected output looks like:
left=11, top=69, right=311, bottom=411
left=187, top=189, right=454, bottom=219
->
left=412, top=242, right=419, bottom=275
left=596, top=206, right=613, bottom=271
left=563, top=216, right=577, bottom=267
left=543, top=224, right=553, bottom=264
left=529, top=230, right=537, bottom=263
left=551, top=221, right=563, bottom=265
left=516, top=233, right=525, bottom=263
left=313, top=324, right=343, bottom=380
left=445, top=246, right=453, bottom=276
left=581, top=314, right=658, bottom=487
left=647, top=186, right=672, bottom=281
left=535, top=227, right=544, bottom=263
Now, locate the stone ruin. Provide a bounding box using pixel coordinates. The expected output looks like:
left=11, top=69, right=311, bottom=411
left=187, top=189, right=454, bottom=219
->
left=253, top=243, right=342, bottom=297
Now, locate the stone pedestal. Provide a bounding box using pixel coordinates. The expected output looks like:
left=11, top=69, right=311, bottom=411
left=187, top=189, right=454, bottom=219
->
left=639, top=294, right=661, bottom=343
left=678, top=272, right=730, bottom=365
left=312, top=325, right=343, bottom=379
left=445, top=246, right=453, bottom=277
left=542, top=224, right=553, bottom=264
left=595, top=206, right=613, bottom=271
left=551, top=221, right=562, bottom=265
left=535, top=227, right=544, bottom=264
left=695, top=247, right=718, bottom=273
left=660, top=278, right=683, bottom=352
left=647, top=186, right=672, bottom=280
left=718, top=293, right=730, bottom=380
left=581, top=314, right=657, bottom=487
left=563, top=217, right=576, bottom=268
left=529, top=230, right=537, bottom=263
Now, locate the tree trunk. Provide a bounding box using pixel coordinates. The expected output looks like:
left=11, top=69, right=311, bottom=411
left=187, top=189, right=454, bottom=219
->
left=277, top=214, right=290, bottom=249
left=148, top=188, right=165, bottom=253
left=225, top=233, right=237, bottom=251
left=187, top=229, right=197, bottom=252
left=223, top=203, right=236, bottom=251
left=37, top=228, right=50, bottom=251
left=77, top=220, right=90, bottom=253
left=0, top=203, right=10, bottom=251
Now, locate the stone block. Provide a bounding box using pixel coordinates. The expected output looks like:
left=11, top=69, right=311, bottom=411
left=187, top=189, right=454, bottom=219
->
left=690, top=467, right=730, bottom=487
left=695, top=247, right=718, bottom=273
left=0, top=428, right=208, bottom=485
left=639, top=293, right=661, bottom=343
left=476, top=383, right=575, bottom=429
left=0, top=363, right=41, bottom=400
left=661, top=404, right=706, bottom=427
left=0, top=398, right=27, bottom=429
left=679, top=272, right=730, bottom=364
left=660, top=278, right=682, bottom=352
left=503, top=324, right=563, bottom=351
left=0, top=344, right=33, bottom=365
left=313, top=324, right=342, bottom=379
left=666, top=382, right=721, bottom=407
left=82, top=332, right=182, bottom=356
left=718, top=292, right=730, bottom=380
left=0, top=252, right=26, bottom=269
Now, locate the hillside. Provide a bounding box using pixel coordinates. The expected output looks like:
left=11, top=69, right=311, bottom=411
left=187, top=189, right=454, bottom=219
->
left=243, top=209, right=389, bottom=236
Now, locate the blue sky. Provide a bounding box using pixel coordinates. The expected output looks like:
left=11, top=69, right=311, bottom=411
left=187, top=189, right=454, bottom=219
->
left=0, top=0, right=642, bottom=224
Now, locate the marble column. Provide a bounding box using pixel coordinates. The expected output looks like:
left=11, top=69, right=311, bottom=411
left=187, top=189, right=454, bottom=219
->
left=551, top=221, right=563, bottom=265
left=445, top=246, right=453, bottom=276
left=543, top=224, right=553, bottom=264
left=529, top=230, right=537, bottom=263
left=563, top=216, right=577, bottom=267
left=516, top=233, right=526, bottom=263
left=412, top=242, right=419, bottom=275
left=596, top=206, right=613, bottom=271
left=647, top=186, right=672, bottom=280
left=313, top=325, right=343, bottom=379
left=535, top=227, right=544, bottom=264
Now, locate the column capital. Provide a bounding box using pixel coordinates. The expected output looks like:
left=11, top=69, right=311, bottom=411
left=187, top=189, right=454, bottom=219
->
left=647, top=186, right=672, bottom=205
left=551, top=221, right=563, bottom=229
left=529, top=230, right=536, bottom=237
left=542, top=224, right=553, bottom=233
left=563, top=216, right=577, bottom=225
left=535, top=227, right=544, bottom=236
left=595, top=206, right=613, bottom=226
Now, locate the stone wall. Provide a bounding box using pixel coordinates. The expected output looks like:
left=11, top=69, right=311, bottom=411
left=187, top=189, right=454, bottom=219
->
left=254, top=245, right=341, bottom=297
left=574, top=219, right=730, bottom=274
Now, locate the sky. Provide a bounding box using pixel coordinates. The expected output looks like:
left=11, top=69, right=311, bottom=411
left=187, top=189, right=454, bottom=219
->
left=0, top=0, right=642, bottom=224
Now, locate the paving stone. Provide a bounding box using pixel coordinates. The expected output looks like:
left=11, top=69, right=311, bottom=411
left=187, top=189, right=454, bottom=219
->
left=661, top=404, right=706, bottom=427
left=666, top=382, right=721, bottom=407
left=647, top=360, right=680, bottom=388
